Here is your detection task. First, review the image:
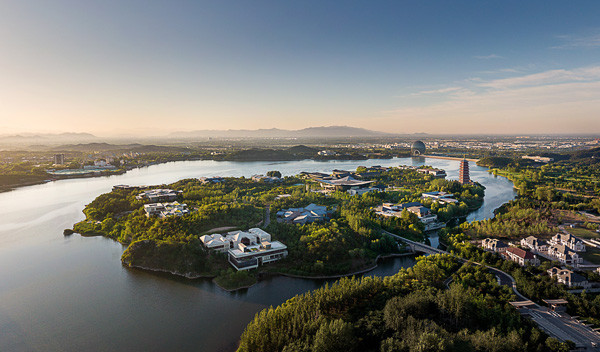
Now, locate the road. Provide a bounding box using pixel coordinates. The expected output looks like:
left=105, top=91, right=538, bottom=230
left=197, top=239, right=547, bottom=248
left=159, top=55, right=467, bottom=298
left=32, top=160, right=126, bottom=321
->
left=383, top=230, right=600, bottom=350
left=263, top=204, right=271, bottom=228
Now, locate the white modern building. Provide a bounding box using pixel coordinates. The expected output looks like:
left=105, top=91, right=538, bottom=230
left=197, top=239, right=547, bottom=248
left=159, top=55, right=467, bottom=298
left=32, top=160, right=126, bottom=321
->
left=421, top=191, right=458, bottom=204
left=199, top=228, right=288, bottom=270
left=373, top=202, right=445, bottom=231
left=136, top=189, right=182, bottom=202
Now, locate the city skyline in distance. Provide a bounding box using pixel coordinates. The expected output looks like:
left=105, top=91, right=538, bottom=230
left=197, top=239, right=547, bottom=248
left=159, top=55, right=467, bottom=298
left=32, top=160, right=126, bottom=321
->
left=1, top=1, right=600, bottom=136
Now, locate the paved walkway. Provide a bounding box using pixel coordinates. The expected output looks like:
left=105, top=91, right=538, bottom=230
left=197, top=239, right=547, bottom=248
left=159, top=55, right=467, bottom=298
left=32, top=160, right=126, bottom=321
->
left=263, top=204, right=271, bottom=228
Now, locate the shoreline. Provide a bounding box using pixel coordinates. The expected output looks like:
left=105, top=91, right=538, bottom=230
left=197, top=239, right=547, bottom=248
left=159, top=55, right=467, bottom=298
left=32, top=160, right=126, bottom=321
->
left=0, top=154, right=409, bottom=194
left=423, top=155, right=479, bottom=162
left=274, top=252, right=416, bottom=280
left=122, top=251, right=418, bottom=292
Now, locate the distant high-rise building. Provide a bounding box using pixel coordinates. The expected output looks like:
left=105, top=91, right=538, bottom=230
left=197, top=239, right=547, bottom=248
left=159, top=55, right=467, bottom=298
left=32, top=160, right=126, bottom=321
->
left=54, top=153, right=65, bottom=165
left=459, top=159, right=470, bottom=184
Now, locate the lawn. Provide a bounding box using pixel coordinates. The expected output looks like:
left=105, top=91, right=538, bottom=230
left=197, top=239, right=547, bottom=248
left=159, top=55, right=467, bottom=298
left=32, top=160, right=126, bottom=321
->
left=581, top=246, right=600, bottom=265
left=569, top=227, right=600, bottom=239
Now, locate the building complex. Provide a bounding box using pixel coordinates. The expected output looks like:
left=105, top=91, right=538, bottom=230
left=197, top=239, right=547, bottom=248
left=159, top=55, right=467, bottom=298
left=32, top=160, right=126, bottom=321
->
left=276, top=204, right=328, bottom=224
left=200, top=228, right=288, bottom=271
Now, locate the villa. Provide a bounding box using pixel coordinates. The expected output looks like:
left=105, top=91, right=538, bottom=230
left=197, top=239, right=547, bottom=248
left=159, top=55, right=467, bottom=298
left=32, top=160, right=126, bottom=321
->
left=482, top=238, right=508, bottom=253
left=547, top=244, right=583, bottom=266
left=505, top=247, right=540, bottom=266
left=251, top=174, right=281, bottom=183
left=549, top=233, right=585, bottom=252
left=520, top=236, right=548, bottom=252
left=547, top=267, right=591, bottom=288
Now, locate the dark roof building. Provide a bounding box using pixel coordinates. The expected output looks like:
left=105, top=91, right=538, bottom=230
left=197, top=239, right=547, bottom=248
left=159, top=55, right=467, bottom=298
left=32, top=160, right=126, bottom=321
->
left=411, top=141, right=426, bottom=156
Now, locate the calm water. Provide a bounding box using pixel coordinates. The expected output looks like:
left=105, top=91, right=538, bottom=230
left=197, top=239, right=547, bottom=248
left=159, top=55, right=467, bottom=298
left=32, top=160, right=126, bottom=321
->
left=0, top=157, right=515, bottom=351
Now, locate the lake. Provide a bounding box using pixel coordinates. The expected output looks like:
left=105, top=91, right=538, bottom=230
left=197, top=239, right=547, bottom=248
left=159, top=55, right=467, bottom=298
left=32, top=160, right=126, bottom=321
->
left=0, top=157, right=516, bottom=351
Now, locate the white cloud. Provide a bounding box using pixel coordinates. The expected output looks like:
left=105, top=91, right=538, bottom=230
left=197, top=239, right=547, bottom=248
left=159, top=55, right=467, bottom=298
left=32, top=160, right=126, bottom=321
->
left=479, top=67, right=600, bottom=89
left=474, top=54, right=503, bottom=59
left=409, top=86, right=463, bottom=96
left=552, top=33, right=600, bottom=49
left=380, top=66, right=600, bottom=134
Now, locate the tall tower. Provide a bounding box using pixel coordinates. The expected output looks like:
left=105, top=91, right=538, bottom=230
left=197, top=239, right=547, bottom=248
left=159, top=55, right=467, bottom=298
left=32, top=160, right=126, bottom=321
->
left=54, top=153, right=65, bottom=165
left=459, top=158, right=470, bottom=184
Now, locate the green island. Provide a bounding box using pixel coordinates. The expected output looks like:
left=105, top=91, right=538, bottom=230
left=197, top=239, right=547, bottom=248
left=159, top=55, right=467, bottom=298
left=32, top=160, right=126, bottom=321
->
left=71, top=165, right=483, bottom=290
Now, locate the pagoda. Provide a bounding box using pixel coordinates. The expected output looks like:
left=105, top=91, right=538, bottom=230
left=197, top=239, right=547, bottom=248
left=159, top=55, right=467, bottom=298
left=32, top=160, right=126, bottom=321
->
left=459, top=158, right=471, bottom=184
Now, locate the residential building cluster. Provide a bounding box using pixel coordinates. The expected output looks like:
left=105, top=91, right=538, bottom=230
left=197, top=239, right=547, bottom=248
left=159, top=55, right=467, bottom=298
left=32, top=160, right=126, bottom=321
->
left=276, top=203, right=328, bottom=224
left=482, top=232, right=589, bottom=269
left=520, top=233, right=585, bottom=267
left=482, top=237, right=540, bottom=266
left=200, top=228, right=287, bottom=271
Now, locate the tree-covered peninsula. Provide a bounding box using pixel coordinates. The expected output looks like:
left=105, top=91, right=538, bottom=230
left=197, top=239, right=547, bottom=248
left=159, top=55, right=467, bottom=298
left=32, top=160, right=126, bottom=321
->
left=71, top=166, right=484, bottom=289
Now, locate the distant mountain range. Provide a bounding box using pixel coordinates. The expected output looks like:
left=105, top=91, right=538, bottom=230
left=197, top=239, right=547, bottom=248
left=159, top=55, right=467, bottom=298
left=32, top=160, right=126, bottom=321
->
left=0, top=132, right=98, bottom=145
left=168, top=126, right=393, bottom=138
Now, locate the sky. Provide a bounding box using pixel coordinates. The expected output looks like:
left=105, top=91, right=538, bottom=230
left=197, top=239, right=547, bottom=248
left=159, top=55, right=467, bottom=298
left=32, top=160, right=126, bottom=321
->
left=1, top=0, right=600, bottom=136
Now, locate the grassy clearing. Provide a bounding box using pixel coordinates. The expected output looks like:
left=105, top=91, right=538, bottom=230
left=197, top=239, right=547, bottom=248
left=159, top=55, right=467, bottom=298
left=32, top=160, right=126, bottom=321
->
left=581, top=246, right=600, bottom=265
left=570, top=227, right=600, bottom=239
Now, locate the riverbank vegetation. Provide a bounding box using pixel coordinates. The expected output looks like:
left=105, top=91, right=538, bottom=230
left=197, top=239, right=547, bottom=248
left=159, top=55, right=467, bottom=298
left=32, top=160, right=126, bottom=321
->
left=237, top=254, right=571, bottom=352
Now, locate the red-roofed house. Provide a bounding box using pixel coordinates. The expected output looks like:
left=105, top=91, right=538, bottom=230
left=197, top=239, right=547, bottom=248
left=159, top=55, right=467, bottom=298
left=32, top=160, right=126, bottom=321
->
left=505, top=247, right=540, bottom=266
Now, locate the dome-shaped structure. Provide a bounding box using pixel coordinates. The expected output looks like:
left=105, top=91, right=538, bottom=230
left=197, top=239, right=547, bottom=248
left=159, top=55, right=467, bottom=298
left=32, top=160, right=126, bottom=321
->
left=411, top=141, right=426, bottom=156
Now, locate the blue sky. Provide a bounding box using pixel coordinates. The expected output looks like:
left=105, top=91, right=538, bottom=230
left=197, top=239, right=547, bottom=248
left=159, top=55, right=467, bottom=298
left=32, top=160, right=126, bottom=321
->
left=1, top=1, right=599, bottom=135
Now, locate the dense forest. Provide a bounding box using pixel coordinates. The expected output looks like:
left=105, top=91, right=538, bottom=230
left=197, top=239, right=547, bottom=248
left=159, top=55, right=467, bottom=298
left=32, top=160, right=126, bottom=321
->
left=237, top=254, right=572, bottom=352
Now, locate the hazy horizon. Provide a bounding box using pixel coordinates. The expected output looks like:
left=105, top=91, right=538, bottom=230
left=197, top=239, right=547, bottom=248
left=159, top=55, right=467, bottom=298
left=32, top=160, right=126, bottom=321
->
left=2, top=1, right=600, bottom=136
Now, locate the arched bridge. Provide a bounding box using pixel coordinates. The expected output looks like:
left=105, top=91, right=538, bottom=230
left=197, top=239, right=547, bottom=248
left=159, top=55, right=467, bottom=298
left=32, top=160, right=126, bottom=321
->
left=381, top=230, right=446, bottom=255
